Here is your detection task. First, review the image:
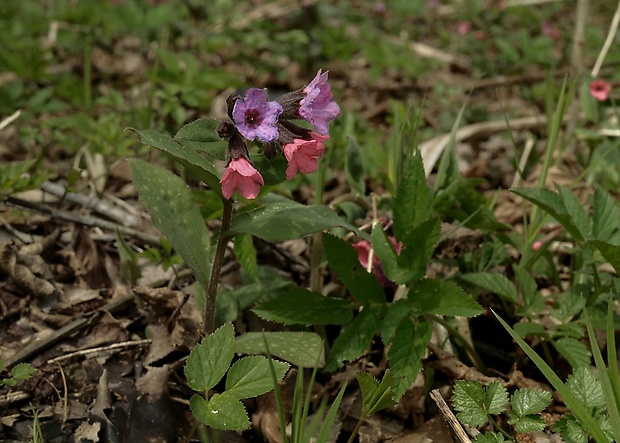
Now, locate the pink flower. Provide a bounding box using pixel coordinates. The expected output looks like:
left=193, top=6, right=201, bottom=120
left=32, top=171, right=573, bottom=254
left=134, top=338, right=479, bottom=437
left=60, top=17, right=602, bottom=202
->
left=282, top=132, right=328, bottom=179
left=220, top=158, right=264, bottom=200
left=457, top=21, right=471, bottom=36
left=590, top=80, right=612, bottom=102
left=353, top=236, right=402, bottom=287
left=232, top=88, right=283, bottom=142
left=299, top=70, right=340, bottom=135
left=532, top=241, right=543, bottom=251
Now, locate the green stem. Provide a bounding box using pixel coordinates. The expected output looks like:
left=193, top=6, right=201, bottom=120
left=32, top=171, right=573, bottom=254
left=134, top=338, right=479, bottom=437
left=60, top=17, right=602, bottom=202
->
left=83, top=31, right=92, bottom=112
left=203, top=199, right=233, bottom=335
left=346, top=416, right=366, bottom=443
left=488, top=415, right=513, bottom=441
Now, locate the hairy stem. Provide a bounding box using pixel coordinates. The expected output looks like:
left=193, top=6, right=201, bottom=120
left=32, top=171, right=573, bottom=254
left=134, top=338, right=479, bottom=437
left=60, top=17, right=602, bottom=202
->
left=203, top=199, right=233, bottom=335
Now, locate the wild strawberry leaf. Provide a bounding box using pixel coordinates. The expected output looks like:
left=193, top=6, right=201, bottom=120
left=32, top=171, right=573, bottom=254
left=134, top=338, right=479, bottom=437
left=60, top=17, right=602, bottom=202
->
left=185, top=323, right=235, bottom=392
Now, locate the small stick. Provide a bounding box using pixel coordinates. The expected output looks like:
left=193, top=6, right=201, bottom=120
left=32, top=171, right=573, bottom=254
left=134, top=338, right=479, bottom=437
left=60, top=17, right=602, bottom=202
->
left=430, top=389, right=472, bottom=443
left=46, top=339, right=152, bottom=365
left=592, top=1, right=620, bottom=77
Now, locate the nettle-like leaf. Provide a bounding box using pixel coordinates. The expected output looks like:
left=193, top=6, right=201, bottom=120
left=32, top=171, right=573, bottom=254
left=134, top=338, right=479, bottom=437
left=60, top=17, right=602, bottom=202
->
left=566, top=367, right=605, bottom=413
left=553, top=415, right=590, bottom=443
left=461, top=272, right=518, bottom=303
left=225, top=356, right=289, bottom=399
left=393, top=151, right=431, bottom=241
left=130, top=160, right=212, bottom=291
left=185, top=323, right=235, bottom=392
left=407, top=279, right=482, bottom=317
left=371, top=226, right=416, bottom=284
left=553, top=337, right=591, bottom=369
left=511, top=187, right=588, bottom=241
left=323, top=234, right=385, bottom=304
left=507, top=388, right=552, bottom=433
left=453, top=381, right=508, bottom=427
left=591, top=240, right=620, bottom=274
left=591, top=187, right=620, bottom=243
left=253, top=288, right=354, bottom=325
left=357, top=370, right=397, bottom=416
left=189, top=393, right=249, bottom=431
left=473, top=433, right=506, bottom=443
left=230, top=203, right=360, bottom=242
left=324, top=305, right=386, bottom=372
left=235, top=332, right=324, bottom=368
left=395, top=217, right=441, bottom=282
left=388, top=317, right=432, bottom=399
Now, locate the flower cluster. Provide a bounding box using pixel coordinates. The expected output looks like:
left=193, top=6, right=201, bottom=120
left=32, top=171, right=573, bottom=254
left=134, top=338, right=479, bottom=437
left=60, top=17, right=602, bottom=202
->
left=217, top=70, right=340, bottom=199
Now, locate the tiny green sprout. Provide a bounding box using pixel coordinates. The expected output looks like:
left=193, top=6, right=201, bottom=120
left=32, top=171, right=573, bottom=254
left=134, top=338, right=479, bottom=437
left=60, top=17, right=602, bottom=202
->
left=1, top=360, right=37, bottom=387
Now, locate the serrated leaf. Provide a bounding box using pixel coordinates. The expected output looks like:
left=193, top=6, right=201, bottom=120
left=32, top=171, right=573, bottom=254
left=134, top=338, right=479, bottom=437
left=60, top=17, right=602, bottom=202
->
left=185, top=323, right=234, bottom=391
left=453, top=380, right=489, bottom=427
left=511, top=187, right=585, bottom=241
left=407, top=279, right=482, bottom=317
left=553, top=415, right=589, bottom=443
left=393, top=151, right=431, bottom=241
left=592, top=188, right=620, bottom=243
left=511, top=414, right=547, bottom=433
left=395, top=217, right=441, bottom=282
left=553, top=337, right=591, bottom=369
left=225, top=356, right=289, bottom=399
left=189, top=393, right=249, bottom=430
left=345, top=137, right=365, bottom=195
left=357, top=370, right=397, bottom=416
left=230, top=203, right=360, bottom=242
left=380, top=299, right=411, bottom=343
left=234, top=234, right=258, bottom=282
left=484, top=382, right=509, bottom=415
left=371, top=225, right=416, bottom=284
left=10, top=363, right=36, bottom=382
left=324, top=305, right=385, bottom=372
left=130, top=160, right=212, bottom=291
left=566, top=367, right=605, bottom=412
left=473, top=433, right=506, bottom=443
left=461, top=272, right=518, bottom=303
left=388, top=318, right=432, bottom=399
left=513, top=264, right=542, bottom=313
left=235, top=332, right=324, bottom=368
left=591, top=240, right=620, bottom=274
left=253, top=288, right=354, bottom=325
left=557, top=186, right=590, bottom=240
left=508, top=387, right=551, bottom=432
left=323, top=234, right=385, bottom=304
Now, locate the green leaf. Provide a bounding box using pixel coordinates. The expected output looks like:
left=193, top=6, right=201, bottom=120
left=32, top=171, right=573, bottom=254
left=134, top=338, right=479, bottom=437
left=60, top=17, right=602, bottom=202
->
left=129, top=160, right=212, bottom=291
left=345, top=137, right=365, bottom=195
left=234, top=234, right=258, bottom=282
left=592, top=188, right=620, bottom=243
left=0, top=158, right=48, bottom=196
left=553, top=415, right=589, bottom=443
left=253, top=288, right=354, bottom=325
left=484, top=382, right=509, bottom=415
left=235, top=332, right=324, bottom=368
left=9, top=363, right=36, bottom=382
left=395, top=217, right=441, bottom=282
left=325, top=305, right=385, bottom=372
left=225, top=356, right=289, bottom=399
left=323, top=234, right=385, bottom=304
left=407, top=279, right=482, bottom=317
left=591, top=240, right=620, bottom=274
left=566, top=367, right=605, bottom=412
left=189, top=393, right=249, bottom=430
left=185, top=323, right=235, bottom=392
left=453, top=380, right=489, bottom=427
left=128, top=128, right=223, bottom=195
left=230, top=203, right=359, bottom=242
left=473, top=433, right=506, bottom=443
left=393, top=151, right=431, bottom=241
left=371, top=225, right=416, bottom=284
left=461, top=272, right=518, bottom=303
left=557, top=186, right=590, bottom=240
left=553, top=337, right=591, bottom=369
left=513, top=264, right=543, bottom=313
left=174, top=118, right=224, bottom=145
left=507, top=388, right=552, bottom=433
left=357, top=371, right=397, bottom=416
left=511, top=187, right=585, bottom=241
left=388, top=318, right=432, bottom=399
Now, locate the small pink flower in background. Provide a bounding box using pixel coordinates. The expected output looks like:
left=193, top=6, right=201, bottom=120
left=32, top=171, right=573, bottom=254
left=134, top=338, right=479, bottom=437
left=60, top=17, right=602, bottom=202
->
left=590, top=80, right=612, bottom=102
left=532, top=241, right=543, bottom=251
left=354, top=236, right=402, bottom=287
left=371, top=2, right=386, bottom=15
left=457, top=21, right=471, bottom=36
left=232, top=88, right=283, bottom=142
left=542, top=20, right=561, bottom=41
left=220, top=157, right=264, bottom=200
left=299, top=70, right=341, bottom=135
left=283, top=132, right=328, bottom=179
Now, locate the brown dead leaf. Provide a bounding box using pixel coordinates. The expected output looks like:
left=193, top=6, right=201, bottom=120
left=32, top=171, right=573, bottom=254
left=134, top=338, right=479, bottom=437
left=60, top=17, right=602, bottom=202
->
left=0, top=239, right=58, bottom=299
left=72, top=226, right=110, bottom=288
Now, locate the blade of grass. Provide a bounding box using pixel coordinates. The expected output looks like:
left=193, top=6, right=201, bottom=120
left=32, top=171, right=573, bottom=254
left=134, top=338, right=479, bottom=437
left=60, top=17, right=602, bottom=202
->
left=316, top=383, right=346, bottom=443
left=492, top=310, right=608, bottom=443
left=262, top=334, right=288, bottom=443
left=585, top=306, right=620, bottom=440
left=606, top=297, right=620, bottom=413
left=291, top=367, right=305, bottom=442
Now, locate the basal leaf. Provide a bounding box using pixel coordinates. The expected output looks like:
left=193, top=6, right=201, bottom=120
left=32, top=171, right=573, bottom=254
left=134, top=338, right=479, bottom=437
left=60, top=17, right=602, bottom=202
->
left=453, top=380, right=488, bottom=427
left=407, top=279, right=482, bottom=317
left=189, top=393, right=249, bottom=431
left=323, top=234, right=385, bottom=304
left=235, top=332, right=324, bottom=368
left=129, top=160, right=212, bottom=291
left=225, top=356, right=289, bottom=399
left=461, top=272, right=518, bottom=303
left=324, top=305, right=385, bottom=372
left=185, top=323, right=235, bottom=392
left=388, top=317, right=432, bottom=399
left=393, top=151, right=431, bottom=241
left=253, top=288, right=354, bottom=325
left=230, top=203, right=359, bottom=242
left=592, top=188, right=620, bottom=243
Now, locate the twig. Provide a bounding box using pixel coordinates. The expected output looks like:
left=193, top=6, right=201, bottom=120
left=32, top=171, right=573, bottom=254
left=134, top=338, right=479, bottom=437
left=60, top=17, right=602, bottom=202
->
left=0, top=391, right=30, bottom=407
left=46, top=339, right=152, bottom=365
left=0, top=109, right=22, bottom=132
left=56, top=362, right=69, bottom=423
left=429, top=389, right=473, bottom=443
left=591, top=0, right=620, bottom=77
left=4, top=196, right=160, bottom=246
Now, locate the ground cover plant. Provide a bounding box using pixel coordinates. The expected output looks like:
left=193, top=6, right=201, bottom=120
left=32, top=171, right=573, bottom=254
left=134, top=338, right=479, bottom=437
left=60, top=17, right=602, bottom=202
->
left=1, top=0, right=620, bottom=442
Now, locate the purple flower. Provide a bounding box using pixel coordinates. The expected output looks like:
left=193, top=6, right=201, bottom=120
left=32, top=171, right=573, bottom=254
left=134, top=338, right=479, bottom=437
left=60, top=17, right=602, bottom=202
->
left=299, top=70, right=340, bottom=135
left=232, top=88, right=283, bottom=142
